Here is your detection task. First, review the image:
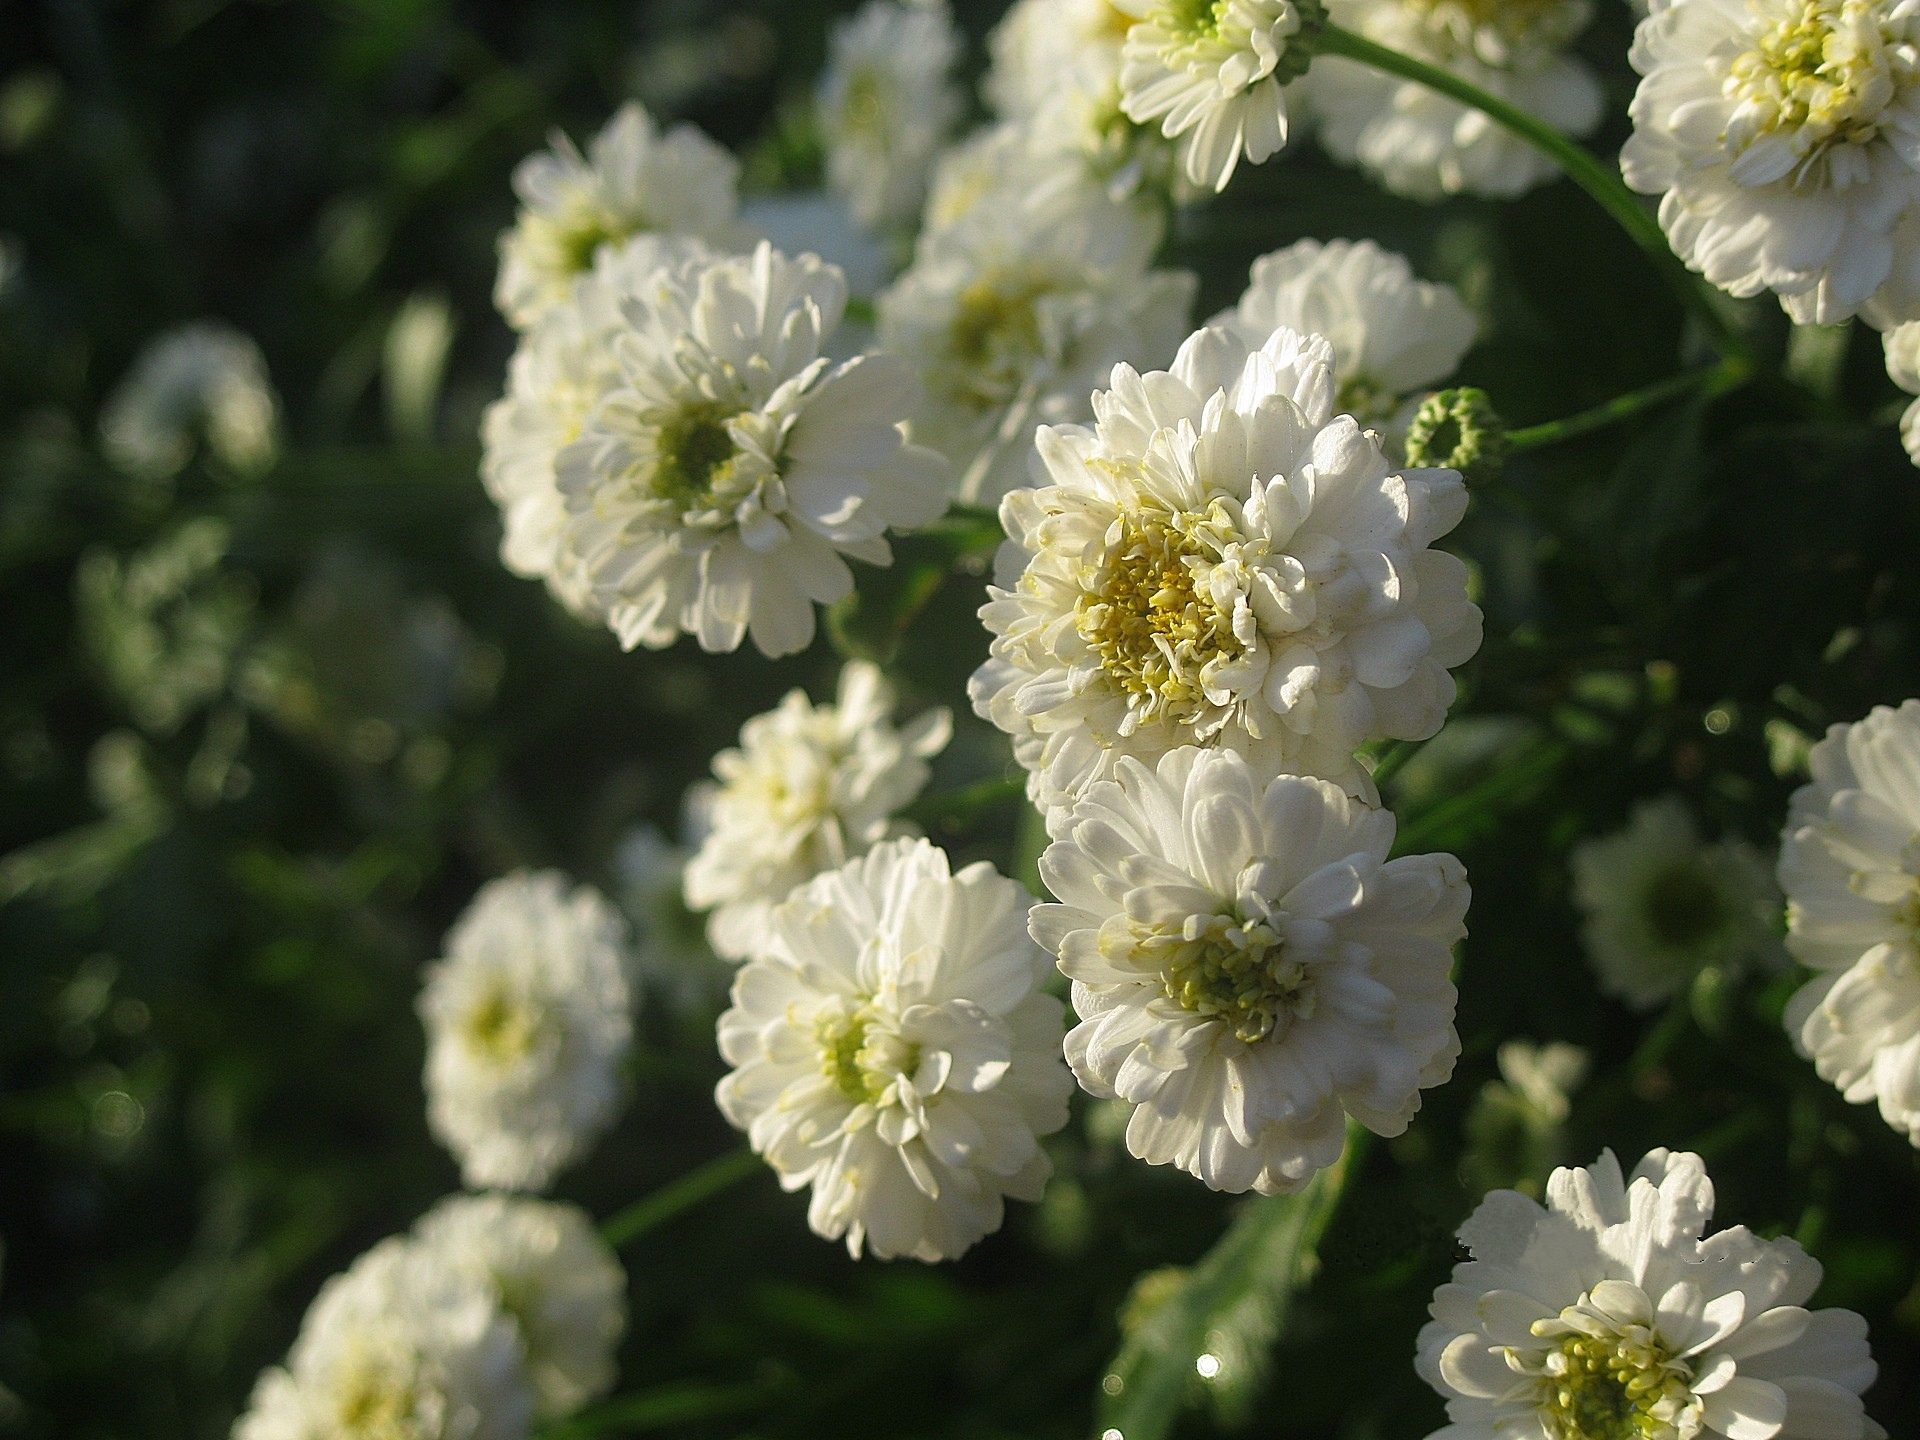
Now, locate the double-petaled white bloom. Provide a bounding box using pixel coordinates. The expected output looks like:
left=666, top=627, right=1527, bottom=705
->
left=817, top=0, right=964, bottom=234
left=714, top=837, right=1074, bottom=1261
left=1032, top=747, right=1466, bottom=1193
left=878, top=182, right=1196, bottom=504
left=1418, top=1147, right=1885, bottom=1440
left=1309, top=0, right=1602, bottom=201
left=1210, top=238, right=1477, bottom=435
left=555, top=242, right=949, bottom=658
left=1571, top=796, right=1784, bottom=1011
left=494, top=102, right=742, bottom=331
left=419, top=872, right=634, bottom=1192
left=969, top=323, right=1482, bottom=814
left=412, top=1195, right=625, bottom=1423
left=1882, top=321, right=1920, bottom=462
left=481, top=235, right=715, bottom=616
left=1622, top=0, right=1920, bottom=327
left=1117, top=0, right=1324, bottom=190
left=101, top=322, right=280, bottom=480
left=684, top=661, right=950, bottom=961
left=233, top=1237, right=534, bottom=1440
left=1778, top=699, right=1920, bottom=1145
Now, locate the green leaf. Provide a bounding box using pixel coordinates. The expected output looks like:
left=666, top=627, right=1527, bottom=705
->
left=1096, top=1133, right=1362, bottom=1440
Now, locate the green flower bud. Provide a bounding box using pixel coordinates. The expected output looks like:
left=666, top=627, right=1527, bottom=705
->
left=1404, top=387, right=1508, bottom=482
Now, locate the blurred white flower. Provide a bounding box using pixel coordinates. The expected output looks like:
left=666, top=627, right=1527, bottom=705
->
left=1882, top=322, right=1920, bottom=464
left=555, top=242, right=949, bottom=658
left=817, top=0, right=964, bottom=234
left=714, top=837, right=1074, bottom=1261
left=1210, top=238, right=1477, bottom=437
left=1461, top=1039, right=1589, bottom=1197
left=1032, top=747, right=1467, bottom=1193
left=1779, top=698, right=1920, bottom=1146
left=969, top=323, right=1482, bottom=815
left=613, top=821, right=725, bottom=1010
left=1622, top=0, right=1920, bottom=328
left=412, top=1195, right=625, bottom=1423
left=1571, top=796, right=1784, bottom=1011
left=1116, top=0, right=1322, bottom=191
left=1308, top=0, right=1601, bottom=201
left=482, top=234, right=716, bottom=617
left=100, top=323, right=280, bottom=480
left=1418, top=1147, right=1885, bottom=1440
left=494, top=102, right=743, bottom=330
left=419, top=871, right=634, bottom=1192
left=878, top=181, right=1195, bottom=504
left=233, top=1236, right=534, bottom=1440
left=683, top=660, right=950, bottom=961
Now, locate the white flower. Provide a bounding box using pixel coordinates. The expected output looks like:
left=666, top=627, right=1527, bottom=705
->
left=683, top=660, right=950, bottom=961
left=1116, top=0, right=1322, bottom=191
left=714, top=837, right=1075, bottom=1261
left=233, top=1237, right=534, bottom=1440
left=419, top=871, right=634, bottom=1192
left=412, top=1195, right=625, bottom=1423
left=1882, top=321, right=1920, bottom=463
left=101, top=323, right=280, bottom=479
left=555, top=241, right=950, bottom=658
left=1210, top=238, right=1477, bottom=434
left=817, top=0, right=964, bottom=234
left=613, top=821, right=726, bottom=1011
left=1418, top=1147, right=1885, bottom=1440
left=1778, top=698, right=1920, bottom=1145
left=1308, top=0, right=1602, bottom=201
left=878, top=181, right=1196, bottom=504
left=1031, top=746, right=1467, bottom=1193
left=969, top=323, right=1483, bottom=815
left=494, top=102, right=743, bottom=331
left=1571, top=796, right=1784, bottom=1011
left=1622, top=0, right=1920, bottom=328
left=481, top=234, right=716, bottom=616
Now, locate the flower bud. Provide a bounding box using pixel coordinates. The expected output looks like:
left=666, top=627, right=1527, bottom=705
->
left=1404, top=387, right=1507, bottom=482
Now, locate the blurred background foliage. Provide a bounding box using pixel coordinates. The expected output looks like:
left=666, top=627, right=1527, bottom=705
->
left=2, top=1, right=1918, bottom=1438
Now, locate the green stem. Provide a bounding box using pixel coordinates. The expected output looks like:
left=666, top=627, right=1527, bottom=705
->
left=599, top=1146, right=761, bottom=1249
left=1314, top=25, right=1756, bottom=373
left=1507, top=357, right=1748, bottom=451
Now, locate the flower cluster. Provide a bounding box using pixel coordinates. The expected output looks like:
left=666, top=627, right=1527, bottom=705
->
left=234, top=1195, right=625, bottom=1440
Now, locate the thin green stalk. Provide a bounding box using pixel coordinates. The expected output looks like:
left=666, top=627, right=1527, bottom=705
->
left=1314, top=25, right=1756, bottom=374
left=599, top=1146, right=761, bottom=1249
left=1507, top=356, right=1748, bottom=451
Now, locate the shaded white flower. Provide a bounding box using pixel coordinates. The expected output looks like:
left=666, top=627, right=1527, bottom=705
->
left=1210, top=237, right=1477, bottom=434
left=1571, top=796, right=1784, bottom=1011
left=817, top=0, right=964, bottom=234
left=419, top=871, right=634, bottom=1192
left=1117, top=0, right=1323, bottom=191
left=412, top=1195, right=625, bottom=1423
left=1778, top=699, right=1920, bottom=1145
left=684, top=660, right=950, bottom=960
left=1418, top=1147, right=1885, bottom=1440
left=1622, top=0, right=1920, bottom=327
left=969, top=323, right=1482, bottom=815
left=613, top=821, right=726, bottom=1011
left=494, top=102, right=743, bottom=331
left=1309, top=0, right=1602, bottom=201
left=101, top=323, right=280, bottom=479
left=714, top=837, right=1074, bottom=1261
left=481, top=234, right=715, bottom=616
left=233, top=1237, right=533, bottom=1440
left=556, top=242, right=949, bottom=658
left=1882, top=321, right=1920, bottom=463
left=1461, top=1039, right=1589, bottom=1198
left=1032, top=746, right=1467, bottom=1193
left=878, top=181, right=1196, bottom=504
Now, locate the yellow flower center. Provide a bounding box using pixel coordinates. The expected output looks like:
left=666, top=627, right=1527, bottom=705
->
left=654, top=401, right=745, bottom=508
left=462, top=983, right=545, bottom=1066
left=946, top=269, right=1057, bottom=409
left=1406, top=0, right=1582, bottom=61
left=1077, top=502, right=1244, bottom=728
left=1726, top=0, right=1901, bottom=154
left=334, top=1349, right=428, bottom=1440
left=1641, top=861, right=1730, bottom=950
left=1139, top=910, right=1310, bottom=1043
left=815, top=1003, right=920, bottom=1105
left=1520, top=1297, right=1699, bottom=1440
